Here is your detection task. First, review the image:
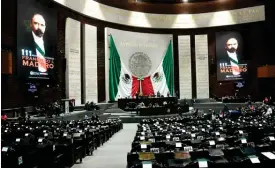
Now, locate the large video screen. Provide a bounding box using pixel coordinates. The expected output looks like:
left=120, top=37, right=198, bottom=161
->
left=216, top=32, right=248, bottom=81
left=17, top=0, right=57, bottom=80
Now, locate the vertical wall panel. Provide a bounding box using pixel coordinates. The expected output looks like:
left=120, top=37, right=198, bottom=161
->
left=65, top=18, right=81, bottom=105
left=195, top=35, right=209, bottom=99
left=84, top=24, right=98, bottom=103
left=178, top=35, right=192, bottom=99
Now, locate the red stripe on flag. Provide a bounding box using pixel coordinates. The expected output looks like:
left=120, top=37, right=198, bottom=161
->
left=131, top=76, right=139, bottom=97
left=142, top=76, right=154, bottom=96
left=37, top=56, right=47, bottom=71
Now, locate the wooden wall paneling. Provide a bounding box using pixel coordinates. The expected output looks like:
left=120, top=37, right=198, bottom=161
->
left=97, top=25, right=106, bottom=102
left=1, top=0, right=25, bottom=108
left=1, top=51, right=13, bottom=74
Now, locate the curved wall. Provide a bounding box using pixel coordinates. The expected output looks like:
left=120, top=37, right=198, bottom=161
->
left=49, top=2, right=269, bottom=102
left=94, top=0, right=263, bottom=14
left=54, top=0, right=265, bottom=29
left=1, top=0, right=272, bottom=108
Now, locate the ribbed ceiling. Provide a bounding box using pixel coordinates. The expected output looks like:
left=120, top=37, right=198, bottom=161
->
left=137, top=0, right=215, bottom=3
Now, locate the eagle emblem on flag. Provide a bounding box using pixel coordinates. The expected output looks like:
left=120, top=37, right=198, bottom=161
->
left=153, top=72, right=163, bottom=83
left=122, top=74, right=131, bottom=84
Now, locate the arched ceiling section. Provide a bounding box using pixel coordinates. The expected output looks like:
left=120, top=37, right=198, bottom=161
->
left=53, top=0, right=265, bottom=29
left=94, top=0, right=264, bottom=14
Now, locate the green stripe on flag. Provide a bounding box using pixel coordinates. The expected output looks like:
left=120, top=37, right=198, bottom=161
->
left=230, top=57, right=238, bottom=65
left=35, top=42, right=45, bottom=56
left=163, top=40, right=174, bottom=95
left=109, top=35, right=122, bottom=101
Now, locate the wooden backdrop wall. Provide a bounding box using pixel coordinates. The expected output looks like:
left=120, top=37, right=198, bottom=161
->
left=2, top=0, right=272, bottom=108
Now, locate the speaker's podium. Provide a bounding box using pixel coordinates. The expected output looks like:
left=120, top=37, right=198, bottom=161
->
left=61, top=99, right=71, bottom=114
left=181, top=105, right=190, bottom=113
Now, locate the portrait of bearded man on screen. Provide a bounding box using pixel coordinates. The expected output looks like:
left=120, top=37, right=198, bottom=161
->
left=22, top=13, right=55, bottom=73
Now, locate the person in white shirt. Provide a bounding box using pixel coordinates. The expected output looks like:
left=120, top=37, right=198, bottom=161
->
left=263, top=107, right=273, bottom=116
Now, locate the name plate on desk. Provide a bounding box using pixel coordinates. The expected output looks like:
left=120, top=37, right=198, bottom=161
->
left=142, top=161, right=152, bottom=168
left=262, top=152, right=275, bottom=159
left=184, top=146, right=193, bottom=152
left=176, top=142, right=182, bottom=148
left=241, top=138, right=247, bottom=144
left=150, top=148, right=159, bottom=153
left=269, top=136, right=275, bottom=141
left=249, top=156, right=260, bottom=163
left=198, top=159, right=208, bottom=168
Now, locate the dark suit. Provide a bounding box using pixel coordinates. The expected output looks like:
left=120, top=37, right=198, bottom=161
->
left=18, top=31, right=55, bottom=79
left=20, top=31, right=55, bottom=58
left=218, top=51, right=242, bottom=65
left=217, top=51, right=245, bottom=80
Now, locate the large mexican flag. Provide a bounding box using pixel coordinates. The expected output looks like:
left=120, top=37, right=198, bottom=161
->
left=109, top=35, right=174, bottom=101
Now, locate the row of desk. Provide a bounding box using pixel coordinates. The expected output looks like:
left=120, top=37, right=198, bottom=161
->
left=118, top=97, right=178, bottom=110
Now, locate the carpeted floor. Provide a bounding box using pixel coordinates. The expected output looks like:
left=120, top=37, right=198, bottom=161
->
left=72, top=123, right=137, bottom=168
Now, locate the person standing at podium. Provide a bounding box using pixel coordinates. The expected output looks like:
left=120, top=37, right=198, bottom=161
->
left=157, top=91, right=161, bottom=98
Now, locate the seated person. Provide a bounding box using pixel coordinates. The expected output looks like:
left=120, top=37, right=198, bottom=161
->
left=263, top=106, right=273, bottom=116
left=85, top=101, right=90, bottom=110
left=223, top=104, right=229, bottom=113
left=177, top=103, right=182, bottom=116
left=139, top=102, right=145, bottom=108
left=153, top=103, right=159, bottom=107
left=183, top=99, right=188, bottom=105
left=263, top=97, right=269, bottom=104
left=268, top=96, right=273, bottom=105
left=194, top=108, right=199, bottom=116
left=69, top=101, right=74, bottom=112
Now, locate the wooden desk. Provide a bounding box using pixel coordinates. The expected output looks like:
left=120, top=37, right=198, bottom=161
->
left=118, top=97, right=177, bottom=110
